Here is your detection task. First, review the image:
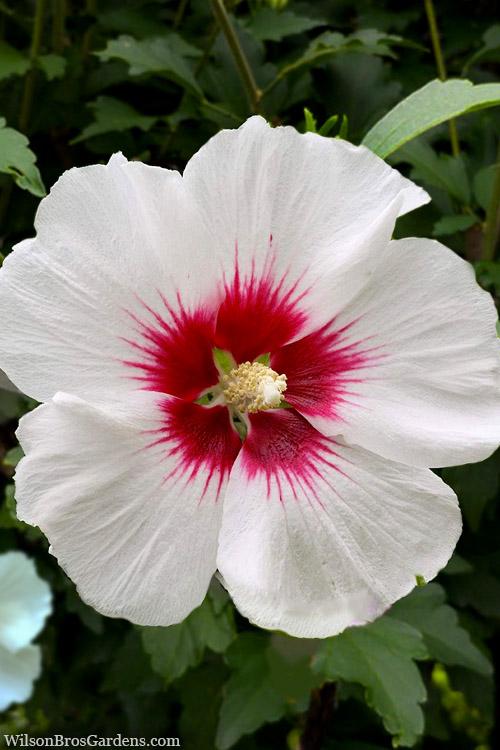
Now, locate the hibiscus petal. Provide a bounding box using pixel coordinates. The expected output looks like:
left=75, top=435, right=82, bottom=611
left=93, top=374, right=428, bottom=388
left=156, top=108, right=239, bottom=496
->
left=0, top=644, right=41, bottom=712
left=15, top=392, right=240, bottom=625
left=0, top=552, right=51, bottom=653
left=0, top=155, right=220, bottom=403
left=292, top=238, right=500, bottom=467
left=183, top=116, right=429, bottom=337
left=217, top=410, right=460, bottom=638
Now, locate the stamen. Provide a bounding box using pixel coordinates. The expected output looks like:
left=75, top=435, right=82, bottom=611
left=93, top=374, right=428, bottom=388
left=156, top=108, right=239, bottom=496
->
left=221, top=361, right=287, bottom=413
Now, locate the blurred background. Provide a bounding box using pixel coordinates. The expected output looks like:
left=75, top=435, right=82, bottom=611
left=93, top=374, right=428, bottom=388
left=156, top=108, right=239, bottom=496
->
left=0, top=1, right=499, bottom=748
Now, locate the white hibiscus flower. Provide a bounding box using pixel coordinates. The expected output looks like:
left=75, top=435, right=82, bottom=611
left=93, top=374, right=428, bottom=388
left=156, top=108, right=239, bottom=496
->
left=0, top=117, right=498, bottom=638
left=0, top=551, right=51, bottom=711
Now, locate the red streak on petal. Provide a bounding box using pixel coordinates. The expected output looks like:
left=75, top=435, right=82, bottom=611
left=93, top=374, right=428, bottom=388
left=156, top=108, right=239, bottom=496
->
left=122, top=293, right=219, bottom=400
left=148, top=399, right=241, bottom=502
left=241, top=410, right=345, bottom=504
left=271, top=320, right=383, bottom=424
left=215, top=252, right=307, bottom=363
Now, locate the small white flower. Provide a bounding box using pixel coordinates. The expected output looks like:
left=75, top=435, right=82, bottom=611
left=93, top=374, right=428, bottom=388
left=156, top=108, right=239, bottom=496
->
left=0, top=552, right=51, bottom=711
left=0, top=117, right=498, bottom=638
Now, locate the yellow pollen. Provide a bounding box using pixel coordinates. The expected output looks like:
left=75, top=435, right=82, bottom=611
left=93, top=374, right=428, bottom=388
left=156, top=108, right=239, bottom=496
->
left=221, top=361, right=287, bottom=413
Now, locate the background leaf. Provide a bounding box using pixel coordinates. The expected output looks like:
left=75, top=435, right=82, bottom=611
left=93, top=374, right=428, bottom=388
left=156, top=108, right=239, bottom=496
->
left=0, top=41, right=29, bottom=81
left=96, top=34, right=202, bottom=95
left=72, top=96, right=158, bottom=143
left=244, top=8, right=325, bottom=42
left=313, top=617, right=428, bottom=747
left=363, top=79, right=500, bottom=157
left=141, top=589, right=235, bottom=684
left=216, top=632, right=320, bottom=750
left=0, top=118, right=45, bottom=196
left=390, top=584, right=492, bottom=675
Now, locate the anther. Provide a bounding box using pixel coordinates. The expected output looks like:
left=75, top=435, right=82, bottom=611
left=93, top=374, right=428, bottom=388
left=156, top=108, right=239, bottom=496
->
left=221, top=361, right=287, bottom=413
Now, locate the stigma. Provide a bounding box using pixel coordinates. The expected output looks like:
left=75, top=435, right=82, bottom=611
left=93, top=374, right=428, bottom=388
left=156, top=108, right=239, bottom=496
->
left=221, top=361, right=287, bottom=413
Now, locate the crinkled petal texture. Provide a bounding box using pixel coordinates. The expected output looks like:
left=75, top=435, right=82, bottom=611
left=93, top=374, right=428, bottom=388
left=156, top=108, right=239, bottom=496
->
left=0, top=552, right=51, bottom=653
left=0, top=117, right=428, bottom=404
left=217, top=411, right=461, bottom=638
left=15, top=393, right=240, bottom=625
left=184, top=116, right=429, bottom=334
left=0, top=156, right=222, bottom=404
left=273, top=238, right=500, bottom=467
left=0, top=644, right=41, bottom=712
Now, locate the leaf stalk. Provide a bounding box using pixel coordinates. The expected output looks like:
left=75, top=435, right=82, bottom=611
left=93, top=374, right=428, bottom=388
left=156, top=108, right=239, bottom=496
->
left=483, top=143, right=500, bottom=261
left=423, top=0, right=460, bottom=157
left=19, top=0, right=47, bottom=133
left=210, top=0, right=262, bottom=113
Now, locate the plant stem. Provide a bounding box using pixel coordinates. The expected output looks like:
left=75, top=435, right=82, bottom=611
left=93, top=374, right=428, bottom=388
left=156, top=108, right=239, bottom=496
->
left=483, top=143, right=500, bottom=261
left=51, top=0, right=66, bottom=53
left=174, top=0, right=189, bottom=28
left=210, top=0, right=261, bottom=113
left=300, top=683, right=337, bottom=750
left=82, top=0, right=97, bottom=58
left=424, top=0, right=460, bottom=157
left=19, top=0, right=47, bottom=133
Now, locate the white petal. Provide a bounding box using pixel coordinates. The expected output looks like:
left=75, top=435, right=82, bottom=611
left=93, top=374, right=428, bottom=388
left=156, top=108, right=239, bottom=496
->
left=217, top=410, right=461, bottom=638
left=15, top=392, right=238, bottom=626
left=183, top=116, right=429, bottom=330
left=0, top=155, right=218, bottom=403
left=310, top=238, right=500, bottom=467
left=0, top=552, right=51, bottom=653
left=0, top=644, right=41, bottom=711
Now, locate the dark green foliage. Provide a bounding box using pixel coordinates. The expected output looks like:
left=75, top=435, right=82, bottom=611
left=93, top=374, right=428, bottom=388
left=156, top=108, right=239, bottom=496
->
left=0, top=1, right=499, bottom=748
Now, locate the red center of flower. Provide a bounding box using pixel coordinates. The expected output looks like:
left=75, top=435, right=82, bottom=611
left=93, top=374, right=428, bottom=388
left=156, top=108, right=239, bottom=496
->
left=123, top=257, right=376, bottom=501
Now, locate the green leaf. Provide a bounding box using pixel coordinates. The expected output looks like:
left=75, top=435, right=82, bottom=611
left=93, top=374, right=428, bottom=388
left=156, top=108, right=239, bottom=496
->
left=475, top=260, right=500, bottom=295
left=0, top=117, right=45, bottom=196
left=303, top=107, right=317, bottom=132
left=97, top=8, right=166, bottom=38
left=141, top=589, right=235, bottom=684
left=389, top=584, right=492, bottom=675
left=37, top=53, right=66, bottom=80
left=447, top=667, right=495, bottom=726
left=473, top=164, right=497, bottom=211
left=263, top=29, right=407, bottom=97
left=448, top=572, right=500, bottom=619
left=394, top=140, right=471, bottom=204
left=303, top=109, right=344, bottom=137
left=442, top=554, right=474, bottom=576
left=71, top=96, right=157, bottom=143
left=463, top=25, right=500, bottom=72
left=0, top=485, right=41, bottom=541
left=3, top=446, right=23, bottom=468
left=216, top=633, right=319, bottom=750
left=319, top=113, right=340, bottom=136
left=362, top=79, right=500, bottom=158
left=96, top=34, right=202, bottom=95
left=0, top=41, right=29, bottom=80
left=178, top=661, right=229, bottom=750
left=102, top=630, right=162, bottom=693
left=244, top=8, right=325, bottom=42
left=313, top=617, right=428, bottom=747
left=433, top=214, right=477, bottom=236
left=337, top=113, right=349, bottom=139
left=442, top=452, right=499, bottom=531
left=65, top=587, right=104, bottom=635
